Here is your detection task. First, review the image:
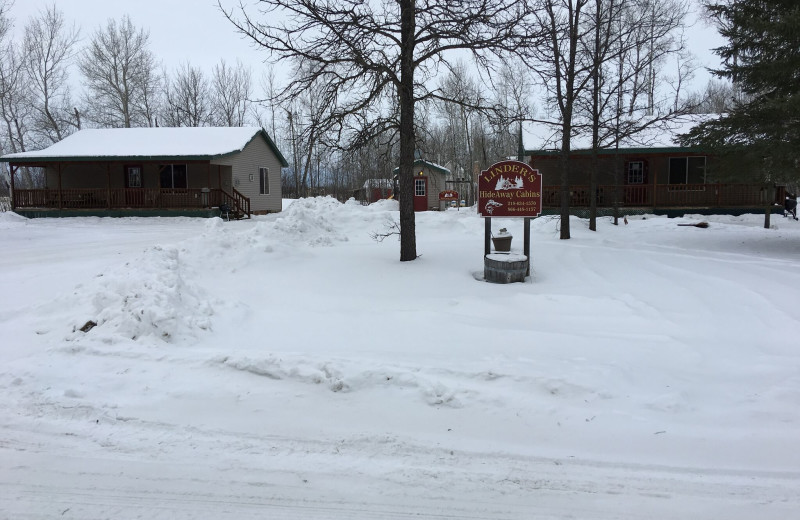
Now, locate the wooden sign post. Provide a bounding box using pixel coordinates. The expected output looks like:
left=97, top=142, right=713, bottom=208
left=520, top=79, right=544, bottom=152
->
left=478, top=160, right=542, bottom=281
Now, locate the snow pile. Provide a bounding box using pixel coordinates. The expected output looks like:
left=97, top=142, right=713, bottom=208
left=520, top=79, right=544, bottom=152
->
left=261, top=196, right=399, bottom=246
left=266, top=196, right=352, bottom=246
left=62, top=244, right=215, bottom=344
left=195, top=197, right=398, bottom=258
left=0, top=210, right=28, bottom=227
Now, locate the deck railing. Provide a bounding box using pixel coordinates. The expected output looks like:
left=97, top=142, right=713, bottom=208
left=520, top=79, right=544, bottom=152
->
left=12, top=187, right=251, bottom=217
left=12, top=184, right=779, bottom=215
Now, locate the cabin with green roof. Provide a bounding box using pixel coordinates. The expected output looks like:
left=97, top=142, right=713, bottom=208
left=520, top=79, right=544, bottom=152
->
left=524, top=115, right=784, bottom=215
left=392, top=159, right=451, bottom=211
left=0, top=127, right=288, bottom=218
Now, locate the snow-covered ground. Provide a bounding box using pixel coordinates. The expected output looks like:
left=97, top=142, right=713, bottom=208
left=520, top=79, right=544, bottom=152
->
left=1, top=198, right=798, bottom=519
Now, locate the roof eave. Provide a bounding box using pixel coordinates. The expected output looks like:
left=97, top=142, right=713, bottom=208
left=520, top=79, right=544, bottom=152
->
left=392, top=159, right=451, bottom=176
left=0, top=154, right=224, bottom=164
left=526, top=146, right=709, bottom=156
left=0, top=127, right=290, bottom=168
left=216, top=128, right=287, bottom=167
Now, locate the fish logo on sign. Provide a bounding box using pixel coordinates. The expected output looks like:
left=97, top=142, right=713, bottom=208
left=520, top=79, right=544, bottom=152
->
left=484, top=199, right=503, bottom=214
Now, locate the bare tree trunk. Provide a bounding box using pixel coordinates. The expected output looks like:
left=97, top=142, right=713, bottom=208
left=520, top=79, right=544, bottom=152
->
left=398, top=0, right=417, bottom=261
left=764, top=184, right=775, bottom=229
left=287, top=109, right=300, bottom=198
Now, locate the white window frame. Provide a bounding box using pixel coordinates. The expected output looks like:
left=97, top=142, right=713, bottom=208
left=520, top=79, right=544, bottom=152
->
left=627, top=161, right=644, bottom=184
left=259, top=167, right=269, bottom=195
left=414, top=177, right=426, bottom=196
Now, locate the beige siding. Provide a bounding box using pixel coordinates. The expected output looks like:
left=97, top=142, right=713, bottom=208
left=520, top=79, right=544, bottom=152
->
left=413, top=165, right=447, bottom=210
left=212, top=135, right=283, bottom=213
left=427, top=171, right=447, bottom=209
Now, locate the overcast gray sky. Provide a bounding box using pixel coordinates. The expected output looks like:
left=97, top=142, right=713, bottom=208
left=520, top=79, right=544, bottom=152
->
left=9, top=0, right=725, bottom=97
left=9, top=0, right=263, bottom=77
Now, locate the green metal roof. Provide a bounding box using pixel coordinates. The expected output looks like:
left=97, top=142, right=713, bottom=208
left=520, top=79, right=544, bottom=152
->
left=526, top=146, right=707, bottom=157
left=392, top=159, right=451, bottom=176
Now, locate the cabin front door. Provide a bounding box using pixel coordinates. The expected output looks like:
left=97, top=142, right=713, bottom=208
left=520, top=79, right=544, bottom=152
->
left=414, top=177, right=428, bottom=212
left=124, top=165, right=144, bottom=206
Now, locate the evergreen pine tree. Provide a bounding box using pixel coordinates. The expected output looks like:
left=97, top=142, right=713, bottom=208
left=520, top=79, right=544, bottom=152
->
left=681, top=0, right=800, bottom=183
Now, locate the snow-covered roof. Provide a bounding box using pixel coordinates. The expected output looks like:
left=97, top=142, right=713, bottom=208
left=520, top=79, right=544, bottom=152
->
left=392, top=159, right=450, bottom=176
left=524, top=113, right=720, bottom=154
left=0, top=126, right=288, bottom=166
left=361, top=179, right=394, bottom=190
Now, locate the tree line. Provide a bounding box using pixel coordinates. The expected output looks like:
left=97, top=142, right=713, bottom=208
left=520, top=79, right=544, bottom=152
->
left=0, top=2, right=537, bottom=200
left=2, top=0, right=747, bottom=261
left=0, top=4, right=261, bottom=186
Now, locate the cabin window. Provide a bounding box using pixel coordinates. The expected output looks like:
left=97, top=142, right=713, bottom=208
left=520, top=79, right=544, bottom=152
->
left=415, top=178, right=426, bottom=196
left=159, top=164, right=187, bottom=189
left=668, top=157, right=706, bottom=184
left=259, top=167, right=269, bottom=195
left=126, top=166, right=142, bottom=188
left=627, top=161, right=644, bottom=184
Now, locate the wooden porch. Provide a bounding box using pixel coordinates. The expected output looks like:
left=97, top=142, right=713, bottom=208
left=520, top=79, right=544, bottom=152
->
left=11, top=187, right=251, bottom=218
left=541, top=183, right=784, bottom=210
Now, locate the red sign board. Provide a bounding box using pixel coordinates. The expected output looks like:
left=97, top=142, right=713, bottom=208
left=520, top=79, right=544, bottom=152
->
left=439, top=190, right=459, bottom=200
left=478, top=160, right=542, bottom=217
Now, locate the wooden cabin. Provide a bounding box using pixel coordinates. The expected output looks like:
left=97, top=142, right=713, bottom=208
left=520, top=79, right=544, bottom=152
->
left=392, top=159, right=450, bottom=211
left=1, top=127, right=288, bottom=218
left=525, top=115, right=784, bottom=214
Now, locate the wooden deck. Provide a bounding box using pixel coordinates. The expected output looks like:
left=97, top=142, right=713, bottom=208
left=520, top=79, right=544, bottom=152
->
left=12, top=187, right=251, bottom=217
left=10, top=183, right=784, bottom=217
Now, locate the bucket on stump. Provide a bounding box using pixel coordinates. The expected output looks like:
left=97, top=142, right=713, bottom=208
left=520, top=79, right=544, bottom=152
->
left=491, top=228, right=512, bottom=252
left=491, top=235, right=512, bottom=252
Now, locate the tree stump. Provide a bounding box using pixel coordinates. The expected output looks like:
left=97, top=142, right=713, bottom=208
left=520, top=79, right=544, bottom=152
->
left=484, top=253, right=528, bottom=284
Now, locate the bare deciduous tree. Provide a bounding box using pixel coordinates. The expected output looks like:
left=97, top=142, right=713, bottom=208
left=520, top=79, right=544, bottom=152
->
left=23, top=5, right=80, bottom=145
left=0, top=4, right=28, bottom=155
left=530, top=0, right=594, bottom=239
left=211, top=59, right=251, bottom=127
left=221, top=0, right=538, bottom=261
left=532, top=0, right=692, bottom=237
left=686, top=78, right=749, bottom=114
left=79, top=15, right=160, bottom=128
left=434, top=62, right=482, bottom=187
left=163, top=63, right=211, bottom=127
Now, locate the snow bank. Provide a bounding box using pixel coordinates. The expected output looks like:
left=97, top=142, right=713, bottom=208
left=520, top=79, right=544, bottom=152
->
left=2, top=199, right=800, bottom=519
left=0, top=210, right=27, bottom=227
left=43, top=244, right=216, bottom=345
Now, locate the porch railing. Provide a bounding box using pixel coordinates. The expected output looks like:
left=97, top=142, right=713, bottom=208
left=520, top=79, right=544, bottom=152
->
left=12, top=187, right=251, bottom=217
left=541, top=183, right=783, bottom=209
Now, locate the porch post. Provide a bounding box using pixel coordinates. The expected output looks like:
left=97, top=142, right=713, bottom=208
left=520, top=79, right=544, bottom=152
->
left=524, top=217, right=531, bottom=277
left=9, top=164, right=16, bottom=210
left=484, top=217, right=491, bottom=256
left=57, top=162, right=63, bottom=210
left=652, top=164, right=658, bottom=209
left=106, top=162, right=111, bottom=209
